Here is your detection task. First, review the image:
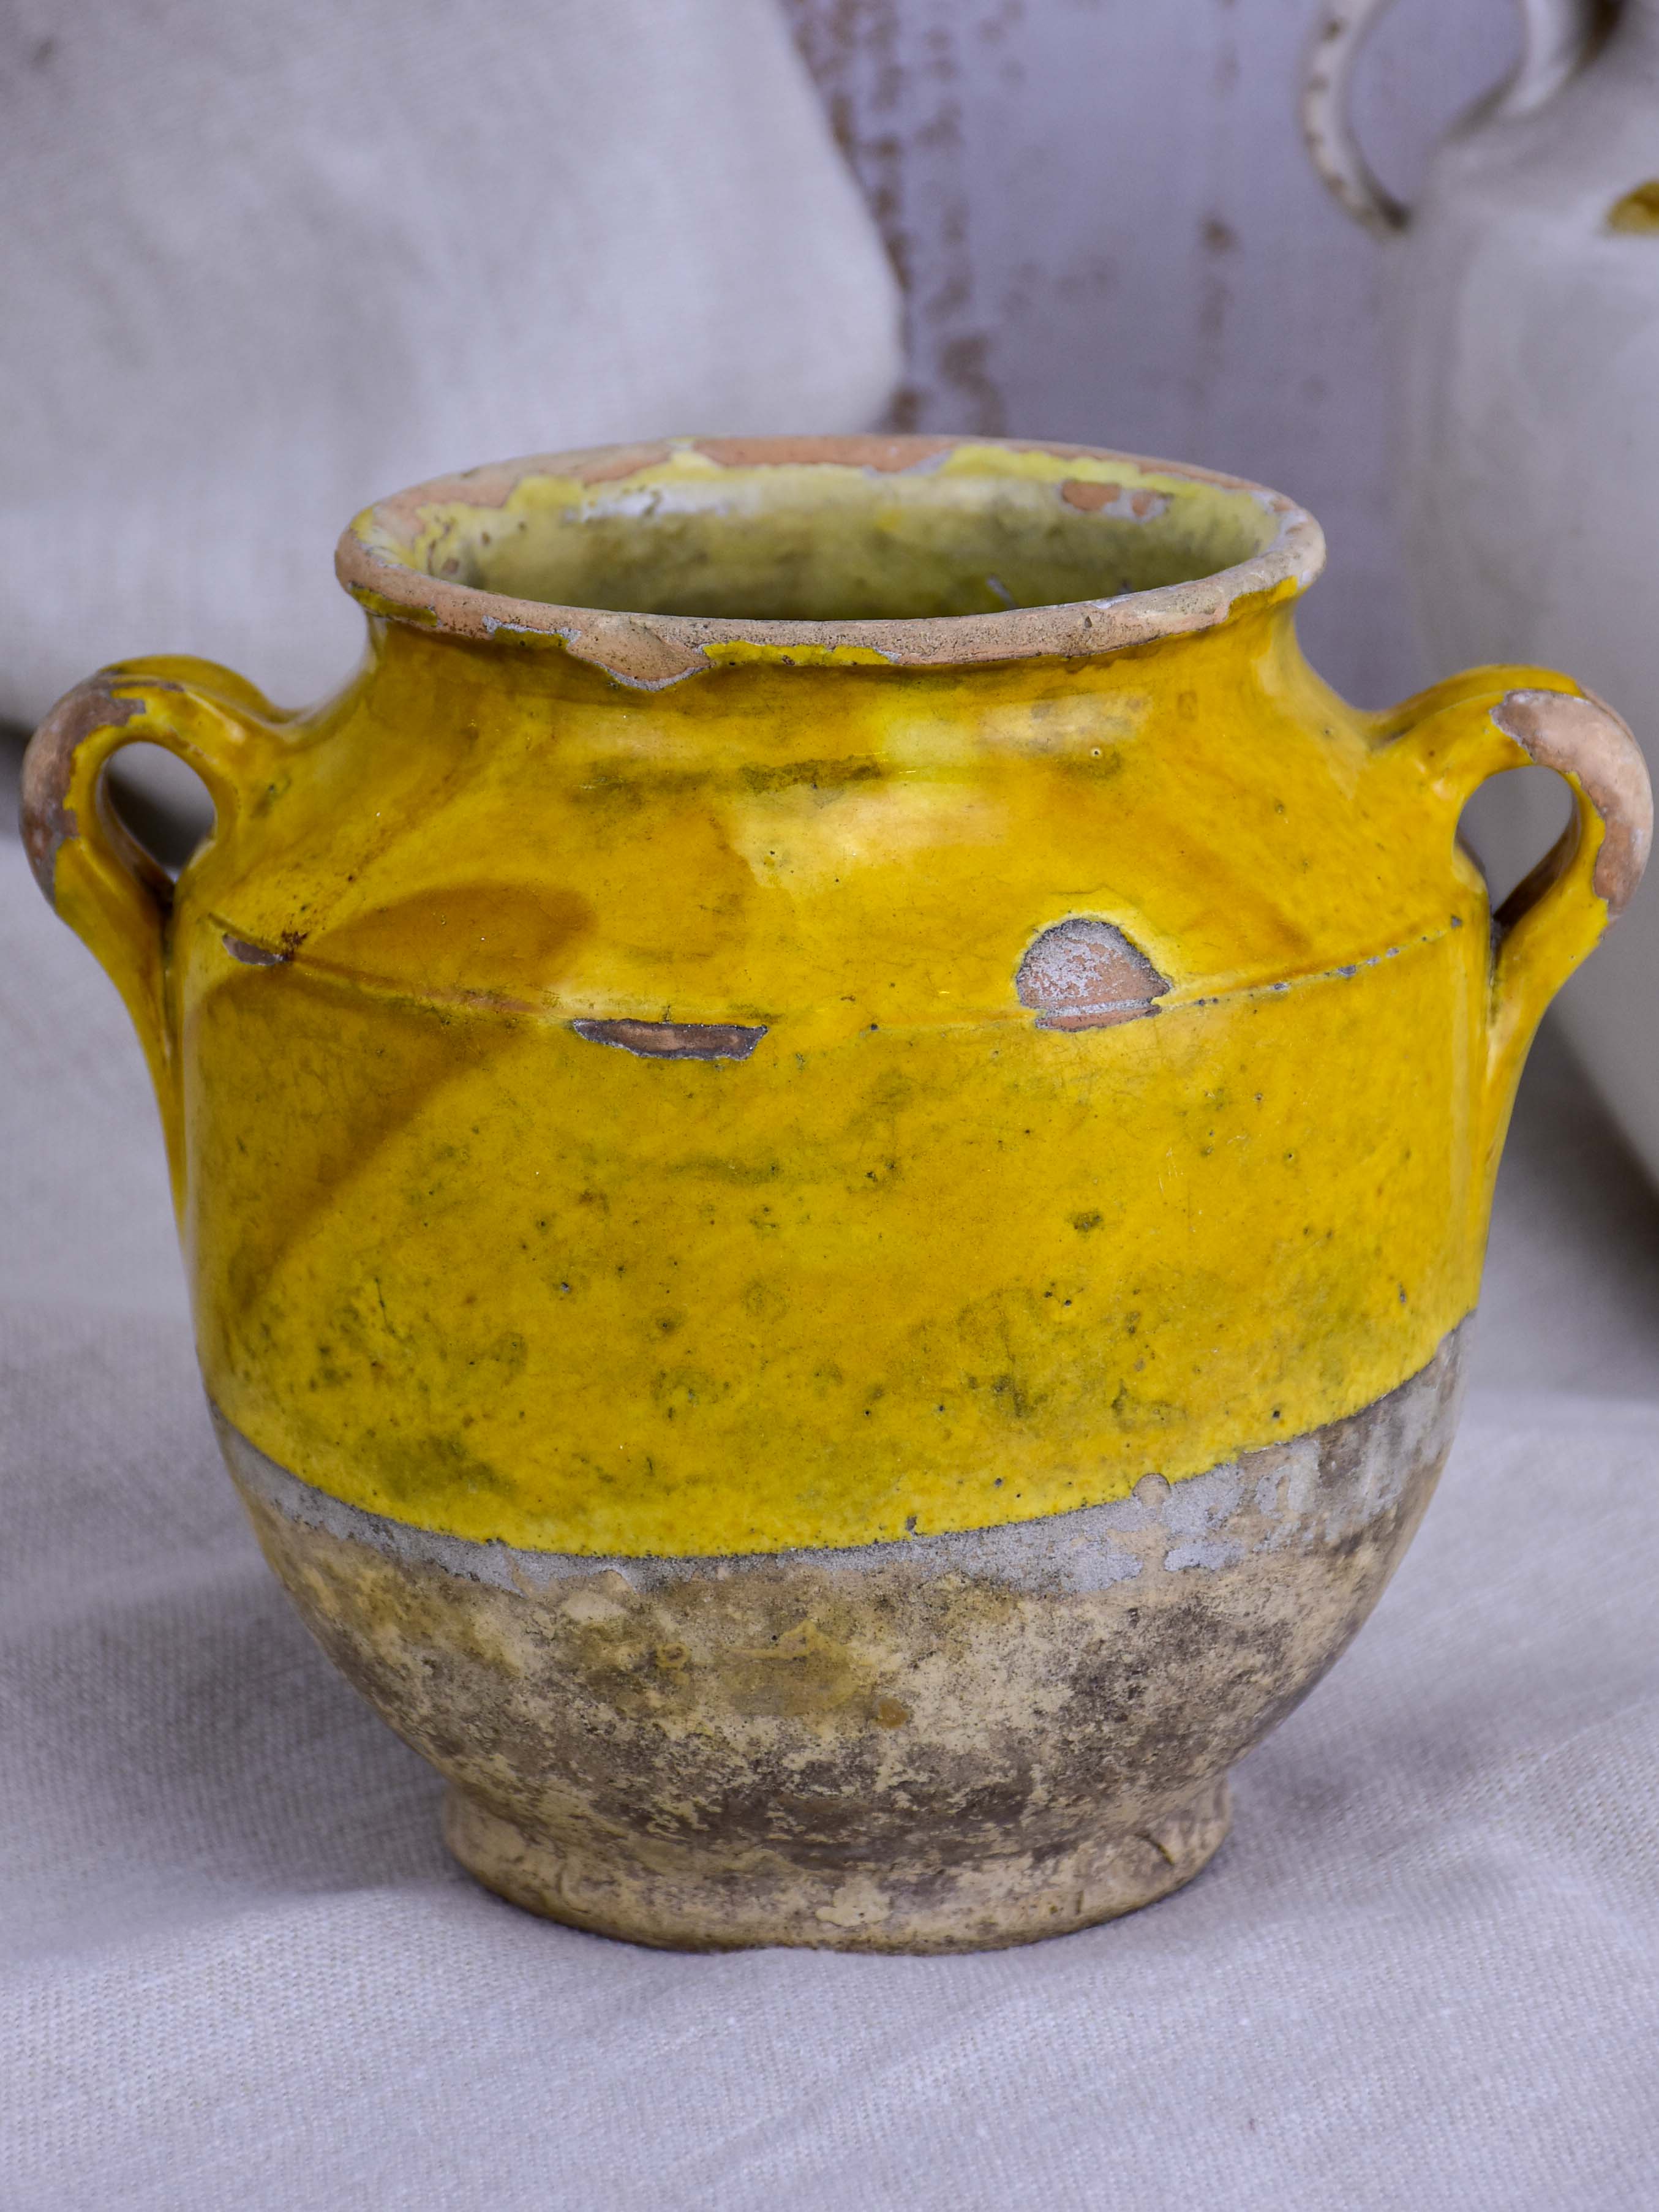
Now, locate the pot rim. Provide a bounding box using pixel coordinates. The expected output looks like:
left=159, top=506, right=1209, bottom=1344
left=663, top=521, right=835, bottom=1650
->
left=336, top=435, right=1326, bottom=691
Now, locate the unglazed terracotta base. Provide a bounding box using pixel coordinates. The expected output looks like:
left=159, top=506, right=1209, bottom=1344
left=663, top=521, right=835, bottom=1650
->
left=220, top=1326, right=1465, bottom=1954
left=442, top=1775, right=1232, bottom=1953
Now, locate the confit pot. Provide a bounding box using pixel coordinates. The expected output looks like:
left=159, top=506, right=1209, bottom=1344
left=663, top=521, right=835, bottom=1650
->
left=22, top=435, right=1650, bottom=1953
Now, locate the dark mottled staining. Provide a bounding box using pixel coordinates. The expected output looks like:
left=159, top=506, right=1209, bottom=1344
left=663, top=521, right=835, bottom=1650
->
left=740, top=758, right=882, bottom=794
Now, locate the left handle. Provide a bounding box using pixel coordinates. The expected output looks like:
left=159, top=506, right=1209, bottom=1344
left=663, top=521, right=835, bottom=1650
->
left=21, top=659, right=280, bottom=1205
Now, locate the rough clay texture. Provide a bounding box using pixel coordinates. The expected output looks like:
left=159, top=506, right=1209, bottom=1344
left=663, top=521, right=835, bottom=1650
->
left=1491, top=688, right=1652, bottom=918
left=1014, top=916, right=1170, bottom=1031
left=568, top=1018, right=769, bottom=1062
left=19, top=677, right=149, bottom=904
left=224, top=1326, right=1465, bottom=1954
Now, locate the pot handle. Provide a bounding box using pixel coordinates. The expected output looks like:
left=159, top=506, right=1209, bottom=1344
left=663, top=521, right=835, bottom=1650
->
left=20, top=658, right=284, bottom=1206
left=1385, top=672, right=1651, bottom=1168
left=1300, top=0, right=1603, bottom=236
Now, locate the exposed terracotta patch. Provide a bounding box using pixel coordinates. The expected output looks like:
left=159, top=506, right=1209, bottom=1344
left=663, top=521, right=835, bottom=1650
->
left=1059, top=479, right=1171, bottom=521
left=373, top=461, right=532, bottom=544
left=374, top=448, right=680, bottom=545
left=222, top=933, right=290, bottom=968
left=571, top=1019, right=768, bottom=1061
left=565, top=443, right=677, bottom=486
left=694, top=435, right=957, bottom=473
left=1015, top=917, right=1170, bottom=1029
left=21, top=677, right=168, bottom=905
left=1491, top=688, right=1652, bottom=917
left=557, top=617, right=710, bottom=691
left=1060, top=479, right=1123, bottom=513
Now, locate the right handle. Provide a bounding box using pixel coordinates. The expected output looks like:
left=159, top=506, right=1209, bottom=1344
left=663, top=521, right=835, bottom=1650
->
left=1385, top=672, right=1652, bottom=1180
left=1481, top=688, right=1650, bottom=1108
left=1300, top=0, right=1604, bottom=236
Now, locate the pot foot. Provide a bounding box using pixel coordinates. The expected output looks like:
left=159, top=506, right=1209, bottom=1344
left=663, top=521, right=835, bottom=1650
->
left=441, top=1774, right=1232, bottom=1954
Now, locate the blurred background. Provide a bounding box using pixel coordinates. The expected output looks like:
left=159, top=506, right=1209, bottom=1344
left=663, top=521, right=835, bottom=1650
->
left=4, top=0, right=1658, bottom=1391
left=787, top=0, right=1506, bottom=710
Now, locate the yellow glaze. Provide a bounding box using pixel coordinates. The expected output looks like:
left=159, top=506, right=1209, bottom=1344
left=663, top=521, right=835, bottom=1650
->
left=37, top=442, right=1620, bottom=1554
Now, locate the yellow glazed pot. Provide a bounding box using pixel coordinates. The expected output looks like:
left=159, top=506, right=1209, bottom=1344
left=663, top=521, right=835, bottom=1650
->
left=23, top=435, right=1650, bottom=1952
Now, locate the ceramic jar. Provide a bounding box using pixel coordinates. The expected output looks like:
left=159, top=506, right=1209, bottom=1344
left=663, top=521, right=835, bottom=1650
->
left=1303, top=0, right=1659, bottom=1179
left=23, top=437, right=1648, bottom=1951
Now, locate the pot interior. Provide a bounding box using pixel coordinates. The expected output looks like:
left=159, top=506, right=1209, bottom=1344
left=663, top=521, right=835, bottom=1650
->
left=363, top=440, right=1285, bottom=625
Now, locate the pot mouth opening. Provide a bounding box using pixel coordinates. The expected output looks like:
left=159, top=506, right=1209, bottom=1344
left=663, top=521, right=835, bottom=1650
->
left=337, top=436, right=1323, bottom=687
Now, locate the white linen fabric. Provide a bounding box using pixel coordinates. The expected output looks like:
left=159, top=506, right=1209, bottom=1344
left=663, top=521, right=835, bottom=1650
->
left=2, top=794, right=1657, bottom=2208
left=0, top=0, right=903, bottom=726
